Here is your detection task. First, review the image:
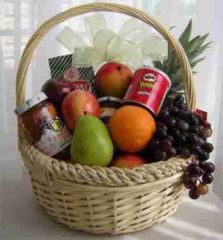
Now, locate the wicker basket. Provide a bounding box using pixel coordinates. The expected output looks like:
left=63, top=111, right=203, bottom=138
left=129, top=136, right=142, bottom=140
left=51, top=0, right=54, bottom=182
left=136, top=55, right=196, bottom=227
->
left=16, top=3, right=196, bottom=235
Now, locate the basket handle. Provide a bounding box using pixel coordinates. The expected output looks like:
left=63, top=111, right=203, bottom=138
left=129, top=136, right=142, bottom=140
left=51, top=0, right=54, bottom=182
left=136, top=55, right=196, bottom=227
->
left=16, top=2, right=196, bottom=110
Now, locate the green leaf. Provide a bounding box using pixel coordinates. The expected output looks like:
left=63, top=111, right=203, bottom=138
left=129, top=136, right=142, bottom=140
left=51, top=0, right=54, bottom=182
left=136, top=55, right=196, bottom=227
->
left=153, top=61, right=164, bottom=71
left=187, top=34, right=209, bottom=53
left=191, top=57, right=206, bottom=68
left=185, top=36, right=200, bottom=50
left=188, top=42, right=212, bottom=61
left=179, top=19, right=192, bottom=47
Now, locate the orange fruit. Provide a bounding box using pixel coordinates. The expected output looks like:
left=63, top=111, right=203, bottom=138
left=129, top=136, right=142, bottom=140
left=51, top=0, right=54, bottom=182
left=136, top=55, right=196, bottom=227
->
left=108, top=105, right=156, bottom=153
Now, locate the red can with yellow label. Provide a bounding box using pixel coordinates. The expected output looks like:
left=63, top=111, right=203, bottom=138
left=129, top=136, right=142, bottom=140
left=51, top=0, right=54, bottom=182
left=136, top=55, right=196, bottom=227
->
left=124, top=67, right=171, bottom=115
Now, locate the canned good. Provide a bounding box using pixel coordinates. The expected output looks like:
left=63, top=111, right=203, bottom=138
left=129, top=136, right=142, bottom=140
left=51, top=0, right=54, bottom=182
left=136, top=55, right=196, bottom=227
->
left=98, top=97, right=122, bottom=124
left=15, top=92, right=72, bottom=159
left=124, top=67, right=171, bottom=115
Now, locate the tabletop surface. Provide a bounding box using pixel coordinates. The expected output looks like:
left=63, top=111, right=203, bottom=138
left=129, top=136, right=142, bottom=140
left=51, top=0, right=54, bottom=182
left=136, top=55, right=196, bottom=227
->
left=1, top=143, right=223, bottom=240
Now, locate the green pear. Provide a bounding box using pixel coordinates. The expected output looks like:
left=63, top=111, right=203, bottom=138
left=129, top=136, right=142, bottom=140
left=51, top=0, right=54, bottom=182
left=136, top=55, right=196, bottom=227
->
left=70, top=115, right=113, bottom=166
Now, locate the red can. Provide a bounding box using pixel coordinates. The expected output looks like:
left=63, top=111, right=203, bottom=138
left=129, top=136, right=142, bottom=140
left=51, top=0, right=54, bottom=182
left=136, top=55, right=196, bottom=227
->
left=124, top=67, right=171, bottom=115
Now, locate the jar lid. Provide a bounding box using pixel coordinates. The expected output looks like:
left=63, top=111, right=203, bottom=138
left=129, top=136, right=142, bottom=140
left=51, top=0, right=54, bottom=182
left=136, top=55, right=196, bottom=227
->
left=97, top=96, right=122, bottom=103
left=15, top=92, right=48, bottom=116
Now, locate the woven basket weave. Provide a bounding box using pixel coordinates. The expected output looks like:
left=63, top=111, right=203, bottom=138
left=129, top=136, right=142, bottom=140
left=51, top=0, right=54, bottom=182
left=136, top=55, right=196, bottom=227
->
left=16, top=3, right=196, bottom=235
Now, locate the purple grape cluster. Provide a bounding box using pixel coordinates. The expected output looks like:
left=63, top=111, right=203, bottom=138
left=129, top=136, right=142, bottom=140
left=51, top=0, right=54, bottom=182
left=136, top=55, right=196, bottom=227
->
left=147, top=95, right=213, bottom=162
left=183, top=160, right=215, bottom=199
left=146, top=95, right=215, bottom=199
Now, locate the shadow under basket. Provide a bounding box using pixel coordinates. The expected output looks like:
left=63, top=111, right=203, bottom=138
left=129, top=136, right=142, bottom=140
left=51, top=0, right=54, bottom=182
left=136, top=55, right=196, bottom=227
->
left=16, top=2, right=196, bottom=235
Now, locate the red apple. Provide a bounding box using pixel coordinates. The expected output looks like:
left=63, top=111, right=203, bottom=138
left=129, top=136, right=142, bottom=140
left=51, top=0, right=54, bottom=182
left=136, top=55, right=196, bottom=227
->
left=95, top=62, right=133, bottom=98
left=62, top=90, right=100, bottom=130
left=112, top=154, right=146, bottom=169
left=41, top=67, right=90, bottom=112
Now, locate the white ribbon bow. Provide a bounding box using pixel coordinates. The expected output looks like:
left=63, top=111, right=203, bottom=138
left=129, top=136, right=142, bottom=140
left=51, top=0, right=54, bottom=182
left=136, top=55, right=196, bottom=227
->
left=56, top=14, right=167, bottom=70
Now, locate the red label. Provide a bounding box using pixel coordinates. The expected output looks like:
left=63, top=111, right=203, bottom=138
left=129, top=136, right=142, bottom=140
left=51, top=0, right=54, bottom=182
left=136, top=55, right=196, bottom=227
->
left=195, top=109, right=208, bottom=124
left=63, top=67, right=80, bottom=81
left=124, top=67, right=171, bottom=115
left=72, top=80, right=91, bottom=91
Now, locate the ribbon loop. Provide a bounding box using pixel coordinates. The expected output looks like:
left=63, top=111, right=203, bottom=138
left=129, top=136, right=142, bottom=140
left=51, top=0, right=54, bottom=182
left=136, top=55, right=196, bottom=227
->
left=56, top=14, right=168, bottom=69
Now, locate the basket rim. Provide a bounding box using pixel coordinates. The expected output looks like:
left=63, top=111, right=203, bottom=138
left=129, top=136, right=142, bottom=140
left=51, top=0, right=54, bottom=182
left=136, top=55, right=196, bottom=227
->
left=46, top=172, right=184, bottom=192
left=19, top=133, right=191, bottom=187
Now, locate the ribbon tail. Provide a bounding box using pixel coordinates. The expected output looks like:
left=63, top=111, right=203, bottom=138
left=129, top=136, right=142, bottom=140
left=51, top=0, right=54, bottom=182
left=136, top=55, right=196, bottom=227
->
left=56, top=27, right=87, bottom=52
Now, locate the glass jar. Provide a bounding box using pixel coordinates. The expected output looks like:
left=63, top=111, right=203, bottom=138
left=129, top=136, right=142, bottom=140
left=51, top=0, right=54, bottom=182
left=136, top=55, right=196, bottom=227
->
left=15, top=92, right=72, bottom=159
left=98, top=97, right=122, bottom=124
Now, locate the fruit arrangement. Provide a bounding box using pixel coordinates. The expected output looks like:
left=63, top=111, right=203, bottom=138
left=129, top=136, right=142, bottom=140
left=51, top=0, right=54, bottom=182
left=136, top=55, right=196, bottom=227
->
left=15, top=19, right=214, bottom=202
left=15, top=5, right=221, bottom=235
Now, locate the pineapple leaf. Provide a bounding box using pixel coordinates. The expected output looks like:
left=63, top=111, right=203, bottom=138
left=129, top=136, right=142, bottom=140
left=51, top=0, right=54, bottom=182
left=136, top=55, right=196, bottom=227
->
left=184, top=35, right=200, bottom=51
left=191, top=57, right=206, bottom=68
left=188, top=42, right=212, bottom=61
left=152, top=19, right=212, bottom=98
left=187, top=34, right=209, bottom=53
left=179, top=19, right=192, bottom=47
left=153, top=61, right=165, bottom=71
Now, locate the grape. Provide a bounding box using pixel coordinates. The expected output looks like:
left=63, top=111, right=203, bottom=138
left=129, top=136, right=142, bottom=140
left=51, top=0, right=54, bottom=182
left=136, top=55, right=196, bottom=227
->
left=183, top=174, right=197, bottom=189
left=166, top=117, right=176, bottom=128
left=180, top=110, right=191, bottom=119
left=181, top=148, right=191, bottom=158
left=206, top=122, right=212, bottom=128
left=202, top=173, right=213, bottom=184
left=160, top=139, right=172, bottom=151
left=190, top=145, right=202, bottom=156
left=149, top=139, right=160, bottom=150
left=177, top=120, right=189, bottom=131
left=179, top=103, right=188, bottom=110
left=166, top=148, right=177, bottom=158
left=176, top=147, right=182, bottom=155
left=155, top=150, right=167, bottom=161
left=189, top=188, right=200, bottom=199
left=201, top=162, right=215, bottom=173
left=164, top=98, right=173, bottom=107
left=199, top=131, right=207, bottom=140
left=170, top=128, right=181, bottom=138
left=175, top=135, right=187, bottom=146
left=187, top=134, right=198, bottom=145
left=196, top=137, right=205, bottom=146
left=174, top=101, right=186, bottom=109
left=189, top=126, right=199, bottom=134
left=197, top=152, right=209, bottom=161
left=202, top=142, right=214, bottom=153
left=182, top=132, right=189, bottom=139
left=199, top=161, right=205, bottom=169
left=174, top=95, right=185, bottom=104
left=157, top=122, right=168, bottom=131
left=188, top=114, right=199, bottom=126
left=170, top=107, right=180, bottom=117
left=155, top=128, right=168, bottom=140
left=167, top=135, right=174, bottom=143
left=159, top=110, right=170, bottom=121
left=198, top=125, right=205, bottom=130
left=188, top=163, right=202, bottom=177
left=196, top=183, right=209, bottom=195
left=206, top=128, right=213, bottom=138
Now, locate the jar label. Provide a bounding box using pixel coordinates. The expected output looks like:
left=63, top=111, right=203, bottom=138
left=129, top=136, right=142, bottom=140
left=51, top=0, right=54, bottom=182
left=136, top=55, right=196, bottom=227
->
left=34, top=107, right=72, bottom=156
